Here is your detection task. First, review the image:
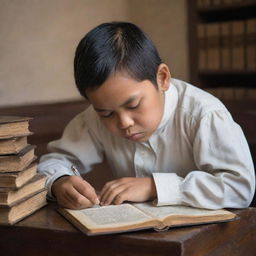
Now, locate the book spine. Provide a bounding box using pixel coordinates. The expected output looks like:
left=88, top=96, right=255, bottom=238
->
left=232, top=0, right=243, bottom=3
left=245, top=18, right=256, bottom=70
left=220, top=21, right=232, bottom=69
left=196, top=0, right=212, bottom=8
left=234, top=88, right=247, bottom=100
left=196, top=0, right=204, bottom=8
left=231, top=20, right=246, bottom=70
left=198, top=24, right=207, bottom=70
left=211, top=0, right=223, bottom=5
left=248, top=89, right=256, bottom=100
left=206, top=23, right=221, bottom=70
left=205, top=87, right=253, bottom=100
left=222, top=0, right=233, bottom=5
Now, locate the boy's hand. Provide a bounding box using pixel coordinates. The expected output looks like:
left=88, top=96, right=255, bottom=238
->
left=52, top=175, right=99, bottom=209
left=99, top=177, right=157, bottom=206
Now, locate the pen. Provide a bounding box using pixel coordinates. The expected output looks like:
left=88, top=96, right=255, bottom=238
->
left=71, top=165, right=80, bottom=176
left=71, top=165, right=101, bottom=206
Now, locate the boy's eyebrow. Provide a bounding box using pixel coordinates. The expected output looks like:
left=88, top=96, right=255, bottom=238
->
left=94, top=96, right=138, bottom=112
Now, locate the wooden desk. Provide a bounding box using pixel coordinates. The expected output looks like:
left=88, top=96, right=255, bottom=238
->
left=0, top=101, right=255, bottom=255
left=0, top=203, right=255, bottom=256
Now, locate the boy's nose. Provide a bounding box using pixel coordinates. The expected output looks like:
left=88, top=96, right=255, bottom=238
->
left=118, top=114, right=134, bottom=129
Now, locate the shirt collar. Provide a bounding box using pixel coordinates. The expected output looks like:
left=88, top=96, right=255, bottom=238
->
left=156, top=81, right=178, bottom=132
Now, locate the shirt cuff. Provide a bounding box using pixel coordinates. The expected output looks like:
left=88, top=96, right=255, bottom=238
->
left=47, top=170, right=74, bottom=199
left=152, top=173, right=183, bottom=206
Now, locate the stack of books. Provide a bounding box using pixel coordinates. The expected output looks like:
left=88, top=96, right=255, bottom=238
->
left=0, top=116, right=47, bottom=225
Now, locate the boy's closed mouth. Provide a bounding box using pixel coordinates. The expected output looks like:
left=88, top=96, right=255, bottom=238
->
left=125, top=132, right=144, bottom=141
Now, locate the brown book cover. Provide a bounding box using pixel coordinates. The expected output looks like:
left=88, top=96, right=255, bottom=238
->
left=206, top=23, right=221, bottom=70
left=0, top=174, right=46, bottom=206
left=203, top=87, right=244, bottom=100
left=220, top=21, right=232, bottom=69
left=0, top=163, right=37, bottom=189
left=198, top=24, right=207, bottom=70
left=222, top=0, right=233, bottom=4
left=196, top=0, right=203, bottom=8
left=247, top=89, right=256, bottom=100
left=0, top=145, right=36, bottom=172
left=0, top=136, right=28, bottom=155
left=231, top=20, right=245, bottom=70
left=245, top=18, right=256, bottom=70
left=234, top=88, right=247, bottom=100
left=196, top=0, right=211, bottom=8
left=0, top=116, right=32, bottom=139
left=211, top=0, right=222, bottom=5
left=0, top=189, right=47, bottom=225
left=58, top=202, right=237, bottom=236
left=221, top=87, right=236, bottom=100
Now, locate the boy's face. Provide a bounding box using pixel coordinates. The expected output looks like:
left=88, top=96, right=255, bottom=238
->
left=86, top=66, right=170, bottom=142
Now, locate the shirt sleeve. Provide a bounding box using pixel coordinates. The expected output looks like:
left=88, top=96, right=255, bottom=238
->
left=38, top=108, right=104, bottom=198
left=153, top=109, right=255, bottom=209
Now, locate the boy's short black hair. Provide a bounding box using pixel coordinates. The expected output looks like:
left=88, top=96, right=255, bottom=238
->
left=74, top=22, right=162, bottom=98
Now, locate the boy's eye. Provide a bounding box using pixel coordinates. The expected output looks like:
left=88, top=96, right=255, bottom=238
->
left=101, top=112, right=113, bottom=118
left=127, top=103, right=140, bottom=110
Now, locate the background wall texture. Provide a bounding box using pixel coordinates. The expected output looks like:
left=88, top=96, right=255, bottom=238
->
left=0, top=0, right=188, bottom=107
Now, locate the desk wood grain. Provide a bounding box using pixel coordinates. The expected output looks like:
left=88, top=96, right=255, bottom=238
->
left=0, top=203, right=255, bottom=256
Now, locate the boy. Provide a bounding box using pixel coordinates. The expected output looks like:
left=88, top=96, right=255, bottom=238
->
left=38, top=22, right=255, bottom=210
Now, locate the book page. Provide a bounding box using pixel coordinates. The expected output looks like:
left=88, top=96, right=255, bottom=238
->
left=134, top=202, right=231, bottom=221
left=67, top=204, right=153, bottom=229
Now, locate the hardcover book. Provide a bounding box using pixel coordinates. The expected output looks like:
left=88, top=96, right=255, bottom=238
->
left=246, top=18, right=256, bottom=70
left=0, top=162, right=37, bottom=189
left=231, top=20, right=245, bottom=70
left=0, top=174, right=46, bottom=206
left=220, top=21, right=232, bottom=69
left=0, top=145, right=36, bottom=172
left=0, top=189, right=47, bottom=225
left=206, top=23, right=221, bottom=70
left=0, top=136, right=28, bottom=155
left=59, top=202, right=237, bottom=236
left=197, top=24, right=207, bottom=70
left=0, top=116, right=32, bottom=139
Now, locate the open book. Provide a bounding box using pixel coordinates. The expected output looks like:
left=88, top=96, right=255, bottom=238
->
left=58, top=202, right=237, bottom=236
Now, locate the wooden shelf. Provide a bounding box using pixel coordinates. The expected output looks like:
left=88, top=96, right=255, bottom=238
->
left=198, top=4, right=256, bottom=22
left=197, top=70, right=256, bottom=88
left=199, top=70, right=256, bottom=76
left=198, top=0, right=256, bottom=22
left=186, top=0, right=256, bottom=89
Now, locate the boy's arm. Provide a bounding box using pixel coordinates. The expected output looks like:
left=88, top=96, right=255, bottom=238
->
left=38, top=109, right=104, bottom=200
left=153, top=110, right=255, bottom=209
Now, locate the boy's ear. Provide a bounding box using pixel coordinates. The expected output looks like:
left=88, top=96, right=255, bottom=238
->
left=156, top=63, right=171, bottom=91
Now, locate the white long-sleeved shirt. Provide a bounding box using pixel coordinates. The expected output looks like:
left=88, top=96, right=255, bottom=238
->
left=38, top=78, right=255, bottom=209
